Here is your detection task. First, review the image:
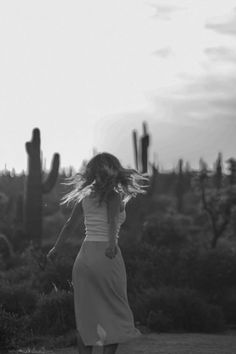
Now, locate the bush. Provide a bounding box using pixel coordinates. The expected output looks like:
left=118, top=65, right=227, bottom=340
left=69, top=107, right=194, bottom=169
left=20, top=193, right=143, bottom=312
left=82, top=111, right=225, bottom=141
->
left=30, top=289, right=75, bottom=335
left=13, top=242, right=79, bottom=294
left=122, top=241, right=161, bottom=292
left=121, top=241, right=236, bottom=330
left=193, top=248, right=236, bottom=302
left=205, top=304, right=226, bottom=332
left=0, top=283, right=39, bottom=316
left=147, top=310, right=173, bottom=332
left=142, top=212, right=191, bottom=248
left=124, top=242, right=193, bottom=291
left=149, top=195, right=175, bottom=214
left=0, top=306, right=30, bottom=350
left=142, top=287, right=225, bottom=333
left=221, top=287, right=236, bottom=326
left=125, top=242, right=236, bottom=323
left=0, top=264, right=32, bottom=285
left=30, top=257, right=73, bottom=293
left=128, top=291, right=150, bottom=324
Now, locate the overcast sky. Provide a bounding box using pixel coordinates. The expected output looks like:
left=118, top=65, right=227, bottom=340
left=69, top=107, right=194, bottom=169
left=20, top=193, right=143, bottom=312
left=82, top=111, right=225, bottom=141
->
left=0, top=0, right=236, bottom=173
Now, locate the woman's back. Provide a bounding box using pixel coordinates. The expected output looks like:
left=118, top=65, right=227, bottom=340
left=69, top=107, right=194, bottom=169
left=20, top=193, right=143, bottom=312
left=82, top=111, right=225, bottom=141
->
left=82, top=192, right=126, bottom=242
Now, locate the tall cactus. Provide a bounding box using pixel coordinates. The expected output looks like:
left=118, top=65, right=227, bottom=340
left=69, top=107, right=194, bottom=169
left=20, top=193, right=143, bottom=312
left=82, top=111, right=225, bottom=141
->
left=132, top=122, right=150, bottom=173
left=24, top=128, right=60, bottom=247
left=214, top=152, right=223, bottom=189
left=141, top=122, right=149, bottom=174
left=175, top=158, right=185, bottom=212
left=132, top=130, right=139, bottom=171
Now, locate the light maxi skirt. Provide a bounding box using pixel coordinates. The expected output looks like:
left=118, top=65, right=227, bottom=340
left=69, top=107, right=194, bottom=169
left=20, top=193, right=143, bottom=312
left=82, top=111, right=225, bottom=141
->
left=72, top=240, right=141, bottom=346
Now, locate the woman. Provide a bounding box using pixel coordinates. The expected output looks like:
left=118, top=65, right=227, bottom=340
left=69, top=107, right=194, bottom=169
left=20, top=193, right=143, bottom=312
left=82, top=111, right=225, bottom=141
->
left=47, top=152, right=148, bottom=354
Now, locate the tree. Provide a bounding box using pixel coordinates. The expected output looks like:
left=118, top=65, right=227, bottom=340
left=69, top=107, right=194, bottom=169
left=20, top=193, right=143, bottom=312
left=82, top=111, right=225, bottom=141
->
left=193, top=159, right=236, bottom=248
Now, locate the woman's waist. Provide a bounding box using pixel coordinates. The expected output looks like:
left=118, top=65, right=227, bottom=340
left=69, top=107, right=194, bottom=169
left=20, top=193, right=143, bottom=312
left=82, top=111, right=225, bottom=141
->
left=84, top=225, right=120, bottom=236
left=84, top=234, right=119, bottom=242
left=84, top=235, right=109, bottom=242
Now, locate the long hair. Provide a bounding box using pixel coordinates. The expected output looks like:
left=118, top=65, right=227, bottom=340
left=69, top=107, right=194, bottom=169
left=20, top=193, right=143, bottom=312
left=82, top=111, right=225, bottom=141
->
left=61, top=152, right=149, bottom=206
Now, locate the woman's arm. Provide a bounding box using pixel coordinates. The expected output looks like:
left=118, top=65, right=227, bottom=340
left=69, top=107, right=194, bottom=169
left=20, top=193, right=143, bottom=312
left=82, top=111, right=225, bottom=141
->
left=48, top=202, right=83, bottom=255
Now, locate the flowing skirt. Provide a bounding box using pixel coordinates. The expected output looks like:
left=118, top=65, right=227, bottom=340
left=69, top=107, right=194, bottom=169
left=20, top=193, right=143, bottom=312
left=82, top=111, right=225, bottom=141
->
left=72, top=241, right=141, bottom=346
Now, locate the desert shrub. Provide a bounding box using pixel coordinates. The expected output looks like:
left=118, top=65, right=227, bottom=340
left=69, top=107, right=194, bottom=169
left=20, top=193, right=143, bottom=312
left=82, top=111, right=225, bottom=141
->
left=221, top=287, right=236, bottom=326
left=122, top=241, right=159, bottom=292
left=42, top=211, right=66, bottom=239
left=142, top=212, right=191, bottom=248
left=123, top=241, right=192, bottom=291
left=0, top=306, right=30, bottom=350
left=0, top=282, right=39, bottom=316
left=124, top=241, right=236, bottom=302
left=30, top=255, right=74, bottom=293
left=142, top=287, right=225, bottom=333
left=30, top=289, right=75, bottom=335
left=149, top=194, right=175, bottom=214
left=205, top=304, right=226, bottom=332
left=128, top=290, right=150, bottom=324
left=0, top=241, right=78, bottom=320
left=147, top=310, right=173, bottom=332
left=182, top=192, right=200, bottom=215
left=0, top=264, right=32, bottom=285
left=192, top=248, right=236, bottom=302
left=0, top=235, right=25, bottom=270
left=14, top=242, right=79, bottom=294
left=0, top=233, right=13, bottom=260
left=169, top=246, right=201, bottom=288
left=127, top=242, right=236, bottom=331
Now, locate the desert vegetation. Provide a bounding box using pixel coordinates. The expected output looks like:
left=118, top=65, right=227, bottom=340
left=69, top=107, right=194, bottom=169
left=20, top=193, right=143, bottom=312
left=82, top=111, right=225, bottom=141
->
left=1, top=125, right=236, bottom=351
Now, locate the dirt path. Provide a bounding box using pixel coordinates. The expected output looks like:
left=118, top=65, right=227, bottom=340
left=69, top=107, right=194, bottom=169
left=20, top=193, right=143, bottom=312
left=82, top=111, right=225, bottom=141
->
left=25, top=333, right=236, bottom=354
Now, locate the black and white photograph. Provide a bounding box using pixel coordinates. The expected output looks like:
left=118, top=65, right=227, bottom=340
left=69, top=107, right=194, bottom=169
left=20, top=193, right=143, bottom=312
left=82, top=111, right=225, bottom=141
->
left=1, top=1, right=236, bottom=353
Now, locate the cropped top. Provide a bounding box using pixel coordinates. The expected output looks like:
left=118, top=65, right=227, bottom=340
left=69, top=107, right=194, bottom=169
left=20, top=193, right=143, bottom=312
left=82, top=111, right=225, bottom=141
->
left=82, top=193, right=126, bottom=243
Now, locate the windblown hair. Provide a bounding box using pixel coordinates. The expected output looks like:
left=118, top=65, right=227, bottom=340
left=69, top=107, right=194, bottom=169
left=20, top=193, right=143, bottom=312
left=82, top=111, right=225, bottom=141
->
left=61, top=152, right=149, bottom=206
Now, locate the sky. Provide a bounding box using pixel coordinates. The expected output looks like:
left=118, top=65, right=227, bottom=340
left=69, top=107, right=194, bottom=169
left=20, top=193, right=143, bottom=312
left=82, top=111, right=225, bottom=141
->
left=0, top=0, right=236, bottom=173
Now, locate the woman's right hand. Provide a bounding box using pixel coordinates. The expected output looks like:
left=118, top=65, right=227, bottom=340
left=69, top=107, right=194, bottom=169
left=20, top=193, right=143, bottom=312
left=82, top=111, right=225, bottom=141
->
left=105, top=245, right=118, bottom=259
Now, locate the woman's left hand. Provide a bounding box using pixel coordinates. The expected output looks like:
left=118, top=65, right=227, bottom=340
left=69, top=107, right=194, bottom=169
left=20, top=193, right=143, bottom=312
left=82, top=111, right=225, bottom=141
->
left=46, top=247, right=58, bottom=263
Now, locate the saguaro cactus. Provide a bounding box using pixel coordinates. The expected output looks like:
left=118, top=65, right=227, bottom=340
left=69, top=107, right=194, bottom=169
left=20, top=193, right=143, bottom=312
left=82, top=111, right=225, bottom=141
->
left=132, top=122, right=150, bottom=173
left=175, top=158, right=185, bottom=212
left=24, top=128, right=60, bottom=247
left=214, top=152, right=223, bottom=189
left=132, top=130, right=139, bottom=171
left=141, top=122, right=149, bottom=174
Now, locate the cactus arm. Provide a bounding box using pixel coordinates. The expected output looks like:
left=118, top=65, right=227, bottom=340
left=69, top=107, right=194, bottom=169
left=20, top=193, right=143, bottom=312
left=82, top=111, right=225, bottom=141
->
left=143, top=121, right=147, bottom=136
left=175, top=158, right=185, bottom=212
left=25, top=142, right=31, bottom=154
left=214, top=152, right=223, bottom=189
left=132, top=130, right=139, bottom=171
left=31, top=128, right=40, bottom=148
left=25, top=128, right=40, bottom=155
left=141, top=122, right=149, bottom=174
left=42, top=153, right=60, bottom=194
